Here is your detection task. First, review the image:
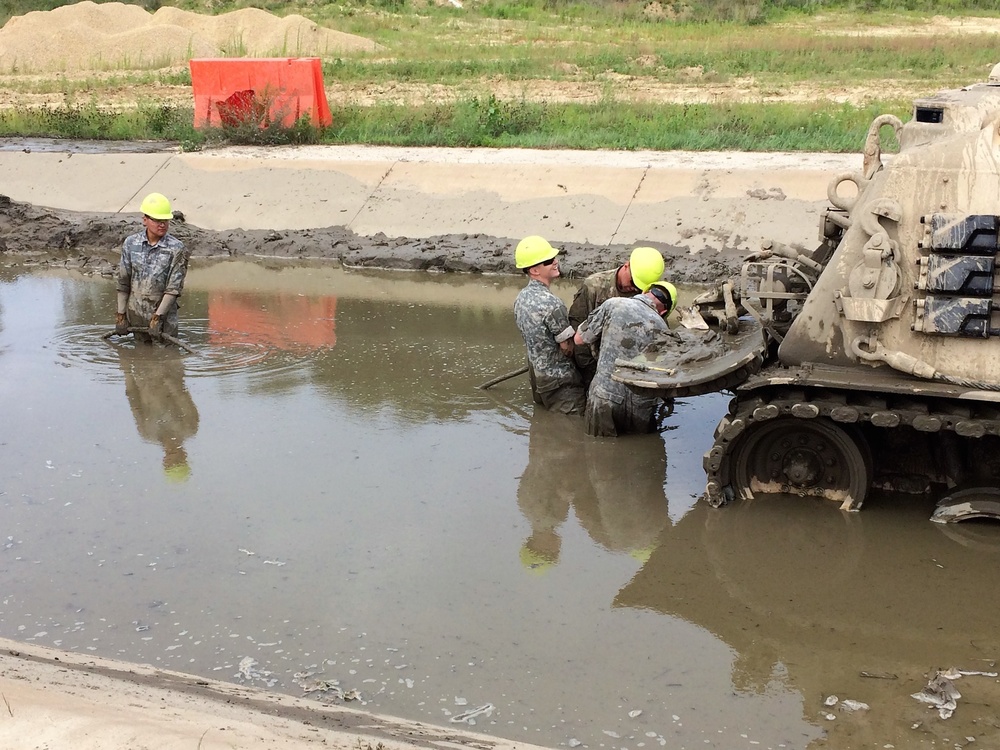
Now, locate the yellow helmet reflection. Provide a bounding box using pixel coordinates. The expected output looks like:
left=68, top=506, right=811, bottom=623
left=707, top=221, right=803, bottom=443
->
left=520, top=543, right=558, bottom=574
left=164, top=462, right=191, bottom=483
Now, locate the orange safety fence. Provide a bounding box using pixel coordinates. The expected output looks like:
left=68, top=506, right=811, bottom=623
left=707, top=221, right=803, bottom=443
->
left=189, top=58, right=333, bottom=129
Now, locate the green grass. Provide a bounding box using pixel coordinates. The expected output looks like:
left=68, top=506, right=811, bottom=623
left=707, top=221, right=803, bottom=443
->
left=0, top=95, right=910, bottom=152
left=327, top=97, right=910, bottom=151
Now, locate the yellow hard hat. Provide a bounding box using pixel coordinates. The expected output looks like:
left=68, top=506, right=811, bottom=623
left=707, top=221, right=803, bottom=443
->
left=629, top=246, right=665, bottom=291
left=649, top=281, right=678, bottom=317
left=140, top=192, right=174, bottom=221
left=515, top=235, right=559, bottom=270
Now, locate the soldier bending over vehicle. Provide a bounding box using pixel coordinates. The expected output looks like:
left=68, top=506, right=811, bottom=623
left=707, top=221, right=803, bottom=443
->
left=568, top=246, right=665, bottom=386
left=575, top=281, right=677, bottom=437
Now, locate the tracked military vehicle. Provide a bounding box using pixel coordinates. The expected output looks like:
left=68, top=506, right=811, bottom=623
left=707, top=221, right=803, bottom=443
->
left=614, top=66, right=1000, bottom=522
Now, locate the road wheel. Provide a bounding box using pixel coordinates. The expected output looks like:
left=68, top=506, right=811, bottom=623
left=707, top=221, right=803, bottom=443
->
left=730, top=417, right=872, bottom=509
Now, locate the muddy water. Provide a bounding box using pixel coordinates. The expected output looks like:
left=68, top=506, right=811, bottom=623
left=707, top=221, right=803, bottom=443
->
left=1, top=261, right=999, bottom=750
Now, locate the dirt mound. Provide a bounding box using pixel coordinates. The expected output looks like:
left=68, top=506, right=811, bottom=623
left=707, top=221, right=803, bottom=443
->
left=0, top=1, right=379, bottom=74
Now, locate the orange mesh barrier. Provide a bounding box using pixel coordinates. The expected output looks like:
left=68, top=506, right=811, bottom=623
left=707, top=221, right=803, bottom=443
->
left=190, top=58, right=333, bottom=129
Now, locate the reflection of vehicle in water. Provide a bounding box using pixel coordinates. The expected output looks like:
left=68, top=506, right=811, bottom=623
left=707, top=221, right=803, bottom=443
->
left=517, top=410, right=670, bottom=571
left=117, top=345, right=199, bottom=481
left=616, top=498, right=1000, bottom=747
left=615, top=66, right=1000, bottom=521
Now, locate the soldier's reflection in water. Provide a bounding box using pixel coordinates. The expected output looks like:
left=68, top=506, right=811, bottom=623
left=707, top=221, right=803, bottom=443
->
left=517, top=410, right=671, bottom=572
left=576, top=432, right=670, bottom=561
left=117, top=345, right=199, bottom=482
left=517, top=410, right=590, bottom=573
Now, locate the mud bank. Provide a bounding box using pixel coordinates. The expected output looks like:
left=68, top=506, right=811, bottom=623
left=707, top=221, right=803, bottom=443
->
left=0, top=194, right=745, bottom=283
left=0, top=638, right=551, bottom=750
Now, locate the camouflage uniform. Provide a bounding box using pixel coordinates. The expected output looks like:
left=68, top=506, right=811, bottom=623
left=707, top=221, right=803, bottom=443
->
left=514, top=279, right=585, bottom=415
left=576, top=295, right=667, bottom=437
left=568, top=267, right=626, bottom=385
left=117, top=231, right=189, bottom=340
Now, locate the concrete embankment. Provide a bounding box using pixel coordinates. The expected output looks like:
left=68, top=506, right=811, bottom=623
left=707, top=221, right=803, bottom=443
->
left=1, top=142, right=857, bottom=254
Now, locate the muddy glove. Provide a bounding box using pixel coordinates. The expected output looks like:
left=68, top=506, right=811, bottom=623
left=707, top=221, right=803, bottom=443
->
left=115, top=312, right=129, bottom=335
left=148, top=314, right=163, bottom=340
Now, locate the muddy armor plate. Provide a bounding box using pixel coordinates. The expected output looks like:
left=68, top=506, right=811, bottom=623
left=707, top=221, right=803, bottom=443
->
left=611, top=319, right=766, bottom=399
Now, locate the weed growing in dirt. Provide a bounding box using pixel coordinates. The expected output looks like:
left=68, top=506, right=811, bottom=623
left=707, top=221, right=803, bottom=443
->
left=210, top=114, right=322, bottom=146
left=468, top=95, right=542, bottom=139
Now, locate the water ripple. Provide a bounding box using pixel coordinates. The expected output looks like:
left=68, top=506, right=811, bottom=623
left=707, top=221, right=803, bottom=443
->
left=53, top=321, right=329, bottom=384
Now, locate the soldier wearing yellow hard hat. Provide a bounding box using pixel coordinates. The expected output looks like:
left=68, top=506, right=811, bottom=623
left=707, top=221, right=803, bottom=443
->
left=512, top=236, right=586, bottom=415
left=568, top=246, right=666, bottom=385
left=574, top=279, right=677, bottom=437
left=115, top=192, right=190, bottom=345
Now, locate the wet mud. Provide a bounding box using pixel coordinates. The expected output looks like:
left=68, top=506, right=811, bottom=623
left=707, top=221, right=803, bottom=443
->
left=0, top=194, right=743, bottom=283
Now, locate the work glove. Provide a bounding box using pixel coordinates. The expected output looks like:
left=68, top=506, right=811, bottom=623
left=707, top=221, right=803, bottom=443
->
left=148, top=314, right=163, bottom=340
left=114, top=312, right=129, bottom=335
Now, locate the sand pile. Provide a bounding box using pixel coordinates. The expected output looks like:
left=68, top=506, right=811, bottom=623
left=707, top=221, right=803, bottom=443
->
left=0, top=1, right=380, bottom=74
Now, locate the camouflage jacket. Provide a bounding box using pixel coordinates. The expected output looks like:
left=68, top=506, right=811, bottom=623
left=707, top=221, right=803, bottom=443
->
left=117, top=231, right=189, bottom=329
left=576, top=295, right=666, bottom=407
left=514, top=279, right=581, bottom=393
left=568, top=267, right=624, bottom=328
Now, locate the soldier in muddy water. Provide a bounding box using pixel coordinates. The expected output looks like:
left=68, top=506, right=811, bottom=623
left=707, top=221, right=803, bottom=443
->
left=115, top=192, right=190, bottom=344
left=512, top=235, right=586, bottom=416
left=575, top=281, right=678, bottom=438
left=568, top=246, right=666, bottom=386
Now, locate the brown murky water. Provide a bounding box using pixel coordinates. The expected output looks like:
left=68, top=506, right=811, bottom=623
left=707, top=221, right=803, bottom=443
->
left=2, top=261, right=999, bottom=750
